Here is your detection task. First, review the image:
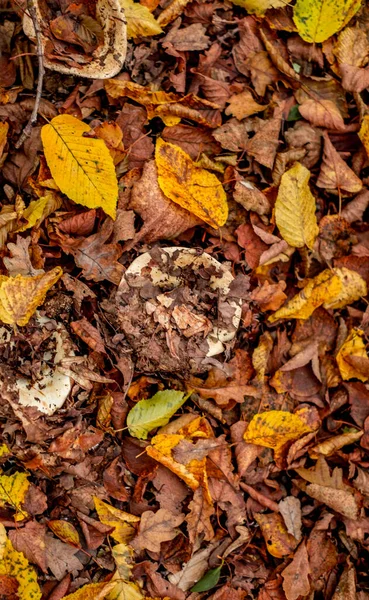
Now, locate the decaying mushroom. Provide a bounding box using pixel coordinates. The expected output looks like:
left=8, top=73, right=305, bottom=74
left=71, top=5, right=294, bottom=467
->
left=0, top=314, right=74, bottom=415
left=23, top=0, right=127, bottom=79
left=115, top=247, right=249, bottom=373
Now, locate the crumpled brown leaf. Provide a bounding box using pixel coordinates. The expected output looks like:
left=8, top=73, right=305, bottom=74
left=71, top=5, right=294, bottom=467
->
left=131, top=508, right=185, bottom=553
left=317, top=132, right=362, bottom=193
left=282, top=541, right=310, bottom=600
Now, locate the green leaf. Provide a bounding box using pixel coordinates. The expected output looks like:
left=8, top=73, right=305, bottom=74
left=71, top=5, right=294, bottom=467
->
left=287, top=105, right=301, bottom=122
left=127, top=390, right=188, bottom=439
left=191, top=564, right=223, bottom=592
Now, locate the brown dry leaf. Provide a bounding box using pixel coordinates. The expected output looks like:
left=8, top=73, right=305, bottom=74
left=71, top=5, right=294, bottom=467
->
left=44, top=535, right=83, bottom=580
left=186, top=487, right=214, bottom=544
left=129, top=161, right=201, bottom=244
left=0, top=267, right=62, bottom=326
left=246, top=103, right=284, bottom=168
left=250, top=280, right=287, bottom=312
left=189, top=349, right=257, bottom=406
left=213, top=118, right=249, bottom=152
left=334, top=28, right=369, bottom=92
left=162, top=124, right=221, bottom=161
left=299, top=99, right=345, bottom=131
left=4, top=236, right=44, bottom=277
left=71, top=318, right=106, bottom=354
left=341, top=190, right=369, bottom=223
left=233, top=180, right=270, bottom=216
left=131, top=508, right=185, bottom=552
left=157, top=0, right=190, bottom=26
left=332, top=565, right=356, bottom=600
left=255, top=513, right=298, bottom=558
left=8, top=521, right=47, bottom=573
left=58, top=219, right=123, bottom=285
left=248, top=52, right=279, bottom=97
left=281, top=541, right=311, bottom=600
left=0, top=121, right=8, bottom=160
left=278, top=496, right=302, bottom=542
left=309, top=430, right=363, bottom=458
left=225, top=91, right=267, bottom=120
left=316, top=132, right=362, bottom=193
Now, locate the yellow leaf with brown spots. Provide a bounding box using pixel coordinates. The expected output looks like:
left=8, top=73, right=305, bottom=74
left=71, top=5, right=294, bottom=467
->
left=0, top=121, right=8, bottom=160
left=0, top=267, right=62, bottom=326
left=59, top=581, right=117, bottom=600
left=41, top=115, right=118, bottom=219
left=244, top=410, right=318, bottom=458
left=255, top=513, right=298, bottom=557
left=269, top=267, right=367, bottom=322
left=120, top=0, right=162, bottom=38
left=47, top=520, right=81, bottom=547
left=94, top=497, right=140, bottom=544
left=336, top=328, right=369, bottom=382
left=155, top=138, right=227, bottom=228
left=0, top=472, right=29, bottom=521
left=0, top=524, right=41, bottom=600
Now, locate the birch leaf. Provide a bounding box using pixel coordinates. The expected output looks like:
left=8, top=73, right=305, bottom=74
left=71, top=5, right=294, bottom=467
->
left=293, top=0, right=361, bottom=43
left=155, top=138, right=228, bottom=228
left=0, top=267, right=62, bottom=326
left=120, top=0, right=162, bottom=37
left=127, top=390, right=188, bottom=440
left=0, top=524, right=41, bottom=600
left=41, top=115, right=118, bottom=219
left=275, top=162, right=318, bottom=249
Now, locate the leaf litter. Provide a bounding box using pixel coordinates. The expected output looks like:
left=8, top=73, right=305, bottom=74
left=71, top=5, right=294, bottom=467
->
left=1, top=0, right=369, bottom=598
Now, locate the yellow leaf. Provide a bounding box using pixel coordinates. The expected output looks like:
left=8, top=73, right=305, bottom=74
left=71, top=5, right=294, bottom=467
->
left=274, top=162, right=318, bottom=249
left=94, top=497, right=140, bottom=544
left=244, top=409, right=317, bottom=457
left=111, top=543, right=134, bottom=580
left=120, top=0, right=162, bottom=37
left=47, top=520, right=81, bottom=547
left=157, top=0, right=190, bottom=26
left=17, top=191, right=62, bottom=232
left=0, top=121, right=8, bottom=158
left=41, top=115, right=118, bottom=219
left=230, top=0, right=291, bottom=14
left=0, top=443, right=10, bottom=458
left=155, top=138, right=227, bottom=228
left=107, top=544, right=145, bottom=600
left=0, top=525, right=41, bottom=600
left=309, top=430, right=363, bottom=458
left=255, top=513, right=298, bottom=558
left=336, top=328, right=369, bottom=381
left=293, top=0, right=361, bottom=43
left=269, top=267, right=367, bottom=322
left=359, top=115, right=369, bottom=159
left=0, top=267, right=63, bottom=326
left=60, top=581, right=117, bottom=600
left=107, top=580, right=144, bottom=600
left=0, top=472, right=29, bottom=521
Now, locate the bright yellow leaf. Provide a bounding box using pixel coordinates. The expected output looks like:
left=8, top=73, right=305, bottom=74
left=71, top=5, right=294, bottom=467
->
left=60, top=581, right=117, bottom=600
left=105, top=80, right=178, bottom=104
left=255, top=513, right=298, bottom=558
left=269, top=267, right=367, bottom=323
left=47, top=520, right=81, bottom=547
left=359, top=115, right=369, bottom=159
left=244, top=409, right=318, bottom=457
left=0, top=267, right=62, bottom=326
left=293, top=0, right=361, bottom=43
left=94, top=497, right=140, bottom=544
left=275, top=162, right=318, bottom=249
left=155, top=138, right=228, bottom=228
left=336, top=328, right=369, bottom=381
left=41, top=115, right=118, bottom=219
left=107, top=544, right=145, bottom=600
left=0, top=525, right=41, bottom=600
left=0, top=121, right=8, bottom=158
left=108, top=579, right=144, bottom=600
left=0, top=443, right=10, bottom=458
left=230, top=0, right=291, bottom=14
left=17, top=191, right=62, bottom=232
left=0, top=472, right=29, bottom=521
left=120, top=0, right=162, bottom=37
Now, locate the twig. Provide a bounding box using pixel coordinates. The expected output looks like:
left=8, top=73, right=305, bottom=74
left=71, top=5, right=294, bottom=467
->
left=16, top=0, right=45, bottom=149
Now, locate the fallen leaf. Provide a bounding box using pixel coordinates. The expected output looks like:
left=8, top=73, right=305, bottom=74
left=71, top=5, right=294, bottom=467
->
left=281, top=541, right=311, bottom=600
left=127, top=390, right=188, bottom=439
left=274, top=162, right=318, bottom=249
left=120, top=0, right=162, bottom=38
left=336, top=328, right=369, bottom=382
left=233, top=180, right=270, bottom=216
left=230, top=0, right=291, bottom=15
left=269, top=267, right=367, bottom=322
left=293, top=0, right=361, bottom=43
left=44, top=535, right=83, bottom=580
left=191, top=562, right=222, bottom=592
left=47, top=520, right=81, bottom=548
left=168, top=543, right=218, bottom=591
left=0, top=121, right=8, bottom=159
left=298, top=99, right=345, bottom=131
left=317, top=132, right=362, bottom=193
left=186, top=487, right=214, bottom=544
left=236, top=223, right=268, bottom=269
left=246, top=104, right=284, bottom=168
left=161, top=124, right=221, bottom=161
left=131, top=508, right=185, bottom=552
left=0, top=471, right=29, bottom=521
left=225, top=91, right=267, bottom=120
left=341, top=190, right=369, bottom=223
left=8, top=522, right=47, bottom=573
left=250, top=280, right=287, bottom=312
left=255, top=513, right=298, bottom=558
left=244, top=409, right=318, bottom=458
left=94, top=497, right=140, bottom=544
left=155, top=138, right=227, bottom=228
left=4, top=236, right=44, bottom=277
left=279, top=496, right=302, bottom=542
left=332, top=565, right=356, bottom=600
left=41, top=115, right=118, bottom=219
left=0, top=267, right=62, bottom=326
left=309, top=430, right=363, bottom=458
left=157, top=0, right=191, bottom=26
left=18, top=191, right=62, bottom=232
left=59, top=581, right=117, bottom=600
left=0, top=524, right=41, bottom=600
left=71, top=318, right=106, bottom=354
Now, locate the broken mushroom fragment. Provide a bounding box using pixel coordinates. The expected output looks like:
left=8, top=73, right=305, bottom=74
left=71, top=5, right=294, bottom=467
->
left=115, top=247, right=248, bottom=373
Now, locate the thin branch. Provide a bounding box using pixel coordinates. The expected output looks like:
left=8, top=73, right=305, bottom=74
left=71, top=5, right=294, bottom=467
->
left=16, top=0, right=45, bottom=149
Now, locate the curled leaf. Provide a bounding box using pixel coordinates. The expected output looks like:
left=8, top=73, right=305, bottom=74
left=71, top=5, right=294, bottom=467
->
left=127, top=390, right=188, bottom=440
left=336, top=328, right=369, bottom=382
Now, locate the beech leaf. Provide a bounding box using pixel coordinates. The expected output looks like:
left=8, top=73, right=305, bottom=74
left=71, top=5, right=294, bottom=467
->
left=127, top=390, right=188, bottom=440
left=120, top=0, right=162, bottom=37
left=293, top=0, right=361, bottom=43
left=0, top=524, right=41, bottom=600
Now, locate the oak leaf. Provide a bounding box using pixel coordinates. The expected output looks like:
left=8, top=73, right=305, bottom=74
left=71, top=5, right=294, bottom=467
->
left=293, top=0, right=361, bottom=43
left=4, top=236, right=44, bottom=277
left=120, top=0, right=162, bottom=38
left=0, top=267, right=62, bottom=326
left=155, top=138, right=228, bottom=228
left=269, top=267, right=367, bottom=322
left=255, top=513, right=298, bottom=558
left=316, top=132, right=362, bottom=193
left=282, top=541, right=311, bottom=600
left=94, top=498, right=139, bottom=544
left=0, top=524, right=41, bottom=600
left=336, top=328, right=369, bottom=382
left=131, top=508, right=185, bottom=552
left=275, top=162, right=318, bottom=249
left=41, top=115, right=118, bottom=219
